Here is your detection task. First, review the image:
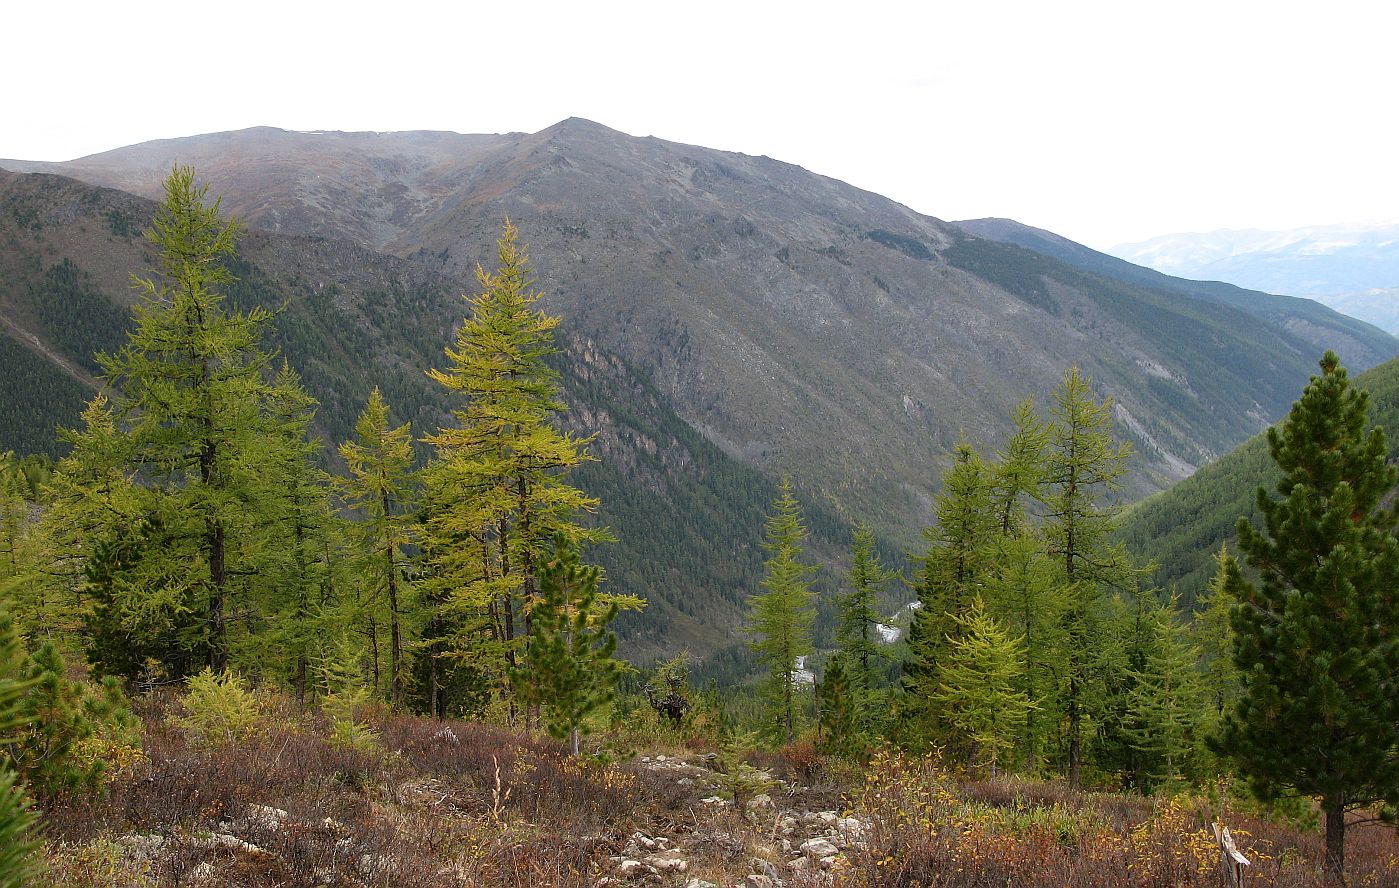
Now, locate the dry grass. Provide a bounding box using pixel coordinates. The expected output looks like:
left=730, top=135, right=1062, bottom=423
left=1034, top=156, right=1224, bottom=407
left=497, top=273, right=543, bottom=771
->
left=36, top=698, right=1399, bottom=887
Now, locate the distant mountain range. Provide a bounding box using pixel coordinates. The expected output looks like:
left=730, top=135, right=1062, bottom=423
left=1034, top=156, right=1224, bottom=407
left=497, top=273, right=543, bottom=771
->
left=1109, top=222, right=1399, bottom=334
left=2, top=121, right=1396, bottom=665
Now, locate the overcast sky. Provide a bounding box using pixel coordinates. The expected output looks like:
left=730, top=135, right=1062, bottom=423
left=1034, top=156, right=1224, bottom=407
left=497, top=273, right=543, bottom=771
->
left=6, top=0, right=1396, bottom=249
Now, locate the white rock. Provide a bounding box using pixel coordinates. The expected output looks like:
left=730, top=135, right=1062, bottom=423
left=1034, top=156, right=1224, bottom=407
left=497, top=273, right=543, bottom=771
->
left=700, top=796, right=730, bottom=806
left=192, top=833, right=263, bottom=854
left=743, top=876, right=775, bottom=888
left=243, top=804, right=289, bottom=832
left=800, top=838, right=840, bottom=859
left=615, top=858, right=649, bottom=879
left=746, top=794, right=776, bottom=813
left=684, top=881, right=718, bottom=888
left=646, top=849, right=689, bottom=873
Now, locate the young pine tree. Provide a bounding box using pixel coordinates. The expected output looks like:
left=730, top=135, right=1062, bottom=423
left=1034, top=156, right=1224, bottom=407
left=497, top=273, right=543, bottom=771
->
left=337, top=387, right=417, bottom=706
left=747, top=478, right=816, bottom=744
left=511, top=541, right=623, bottom=755
left=1220, top=351, right=1399, bottom=881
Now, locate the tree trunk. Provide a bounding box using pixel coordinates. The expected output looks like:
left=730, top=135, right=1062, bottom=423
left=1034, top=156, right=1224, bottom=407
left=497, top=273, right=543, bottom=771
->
left=1067, top=672, right=1082, bottom=791
left=207, top=517, right=227, bottom=671
left=1325, top=801, right=1346, bottom=883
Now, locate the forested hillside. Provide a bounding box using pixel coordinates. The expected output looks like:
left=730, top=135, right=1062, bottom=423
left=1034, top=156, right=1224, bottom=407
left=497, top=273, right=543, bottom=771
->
left=1118, top=355, right=1399, bottom=604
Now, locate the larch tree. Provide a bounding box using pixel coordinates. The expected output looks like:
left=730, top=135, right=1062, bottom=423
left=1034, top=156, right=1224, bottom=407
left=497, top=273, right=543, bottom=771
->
left=337, top=387, right=417, bottom=705
left=74, top=166, right=280, bottom=673
left=902, top=442, right=995, bottom=747
left=0, top=602, right=37, bottom=888
left=834, top=522, right=892, bottom=730
left=1220, top=351, right=1399, bottom=881
left=931, top=597, right=1033, bottom=778
left=1041, top=366, right=1135, bottom=790
left=1124, top=597, right=1207, bottom=785
left=423, top=220, right=611, bottom=718
left=747, top=477, right=816, bottom=744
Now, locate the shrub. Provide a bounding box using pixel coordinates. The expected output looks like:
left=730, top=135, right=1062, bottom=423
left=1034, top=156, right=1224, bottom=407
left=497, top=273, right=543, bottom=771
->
left=173, top=669, right=263, bottom=746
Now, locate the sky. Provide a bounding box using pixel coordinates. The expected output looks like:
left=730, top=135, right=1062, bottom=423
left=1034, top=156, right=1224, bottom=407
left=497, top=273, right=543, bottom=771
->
left=6, top=0, right=1398, bottom=249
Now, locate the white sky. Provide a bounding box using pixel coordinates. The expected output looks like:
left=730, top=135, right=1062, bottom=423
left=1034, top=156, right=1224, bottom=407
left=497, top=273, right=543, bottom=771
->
left=5, top=0, right=1397, bottom=249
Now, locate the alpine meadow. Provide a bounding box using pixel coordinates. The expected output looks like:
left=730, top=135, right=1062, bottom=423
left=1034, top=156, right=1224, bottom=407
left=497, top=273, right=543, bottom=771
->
left=4, top=117, right=1399, bottom=888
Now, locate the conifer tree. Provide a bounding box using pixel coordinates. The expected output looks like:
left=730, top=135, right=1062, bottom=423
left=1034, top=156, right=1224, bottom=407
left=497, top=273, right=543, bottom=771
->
left=1193, top=544, right=1239, bottom=732
left=511, top=540, right=622, bottom=755
left=1041, top=367, right=1134, bottom=789
left=1124, top=597, right=1207, bottom=784
left=0, top=605, right=37, bottom=888
left=1220, top=351, right=1399, bottom=880
left=990, top=398, right=1048, bottom=535
left=817, top=652, right=862, bottom=758
left=834, top=523, right=892, bottom=731
left=902, top=443, right=995, bottom=745
left=259, top=363, right=338, bottom=701
left=983, top=527, right=1065, bottom=772
left=747, top=478, right=816, bottom=743
left=337, top=387, right=417, bottom=705
left=931, top=597, right=1033, bottom=777
left=423, top=220, right=613, bottom=717
left=64, top=167, right=282, bottom=673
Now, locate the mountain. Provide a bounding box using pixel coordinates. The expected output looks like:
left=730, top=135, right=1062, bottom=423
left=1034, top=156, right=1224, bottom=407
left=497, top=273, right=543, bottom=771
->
left=4, top=122, right=1399, bottom=666
left=1117, top=355, right=1399, bottom=605
left=1107, top=222, right=1399, bottom=333
left=954, top=218, right=1392, bottom=370
left=0, top=168, right=870, bottom=672
left=8, top=122, right=1396, bottom=511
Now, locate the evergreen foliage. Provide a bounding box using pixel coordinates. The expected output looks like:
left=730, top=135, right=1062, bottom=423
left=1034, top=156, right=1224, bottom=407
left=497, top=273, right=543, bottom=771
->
left=7, top=638, right=139, bottom=800
left=833, top=522, right=892, bottom=735
left=1041, top=367, right=1136, bottom=789
left=0, top=605, right=38, bottom=888
left=747, top=478, right=816, bottom=743
left=512, top=540, right=623, bottom=755
left=1220, top=351, right=1399, bottom=880
left=1123, top=597, right=1207, bottom=785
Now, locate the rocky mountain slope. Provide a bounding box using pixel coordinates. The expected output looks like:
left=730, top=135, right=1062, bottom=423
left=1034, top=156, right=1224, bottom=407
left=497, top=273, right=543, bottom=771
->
left=4, top=122, right=1398, bottom=665
left=7, top=121, right=1395, bottom=520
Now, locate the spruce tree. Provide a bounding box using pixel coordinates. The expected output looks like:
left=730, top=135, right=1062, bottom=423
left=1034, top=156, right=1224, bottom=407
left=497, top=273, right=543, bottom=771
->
left=1041, top=367, right=1135, bottom=789
left=1220, top=351, right=1399, bottom=880
left=423, top=220, right=613, bottom=717
left=337, top=387, right=417, bottom=705
left=747, top=478, right=816, bottom=744
left=511, top=540, right=622, bottom=754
